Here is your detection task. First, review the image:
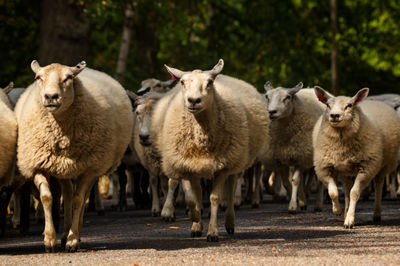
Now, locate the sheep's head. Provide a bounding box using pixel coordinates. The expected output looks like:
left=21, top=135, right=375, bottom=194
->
left=164, top=59, right=224, bottom=115
left=264, top=81, right=303, bottom=121
left=137, top=78, right=174, bottom=95
left=127, top=90, right=163, bottom=146
left=31, top=60, right=86, bottom=114
left=314, top=86, right=369, bottom=128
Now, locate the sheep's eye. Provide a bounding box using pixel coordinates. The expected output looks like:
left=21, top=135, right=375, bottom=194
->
left=265, top=95, right=269, bottom=101
left=63, top=75, right=73, bottom=83
left=283, top=96, right=291, bottom=102
left=155, top=83, right=161, bottom=87
left=345, top=103, right=352, bottom=110
left=135, top=111, right=139, bottom=115
left=326, top=103, right=331, bottom=109
left=180, top=80, right=185, bottom=86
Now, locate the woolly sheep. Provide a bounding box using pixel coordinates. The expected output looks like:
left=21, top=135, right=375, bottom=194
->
left=0, top=87, right=17, bottom=235
left=151, top=59, right=270, bottom=241
left=313, top=87, right=400, bottom=228
left=136, top=78, right=174, bottom=95
left=263, top=82, right=326, bottom=212
left=15, top=60, right=133, bottom=252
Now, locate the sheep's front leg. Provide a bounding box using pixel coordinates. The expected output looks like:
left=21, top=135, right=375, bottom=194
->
left=60, top=179, right=73, bottom=249
left=33, top=174, right=56, bottom=253
left=251, top=163, right=261, bottom=208
left=149, top=173, right=161, bottom=217
left=342, top=178, right=353, bottom=219
left=207, top=173, right=228, bottom=242
left=234, top=175, right=242, bottom=208
left=373, top=172, right=385, bottom=222
left=389, top=172, right=397, bottom=199
left=327, top=177, right=342, bottom=215
left=314, top=181, right=324, bottom=212
left=288, top=168, right=301, bottom=213
left=224, top=175, right=237, bottom=235
left=65, top=176, right=95, bottom=252
left=182, top=179, right=202, bottom=237
left=344, top=174, right=369, bottom=229
left=161, top=178, right=179, bottom=222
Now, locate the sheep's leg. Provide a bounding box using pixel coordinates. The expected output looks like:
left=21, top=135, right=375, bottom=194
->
left=373, top=173, right=385, bottom=222
left=33, top=173, right=56, bottom=253
left=288, top=168, right=301, bottom=213
left=280, top=168, right=292, bottom=200
left=343, top=174, right=369, bottom=229
left=117, top=163, right=128, bottom=211
left=397, top=168, right=400, bottom=195
left=111, top=173, right=119, bottom=209
left=234, top=176, right=242, bottom=209
left=65, top=176, right=96, bottom=252
left=11, top=191, right=20, bottom=229
left=225, top=174, right=237, bottom=235
left=314, top=181, right=324, bottom=212
left=149, top=173, right=160, bottom=217
left=327, top=177, right=342, bottom=215
left=207, top=173, right=228, bottom=242
left=251, top=163, right=261, bottom=208
left=342, top=178, right=353, bottom=219
left=161, top=178, right=179, bottom=222
left=60, top=179, right=73, bottom=249
left=182, top=179, right=202, bottom=237
left=245, top=167, right=254, bottom=203
left=298, top=170, right=307, bottom=210
left=93, top=181, right=104, bottom=216
left=389, top=172, right=397, bottom=199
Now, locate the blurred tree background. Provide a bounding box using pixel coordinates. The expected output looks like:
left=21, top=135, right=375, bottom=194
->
left=0, top=0, right=399, bottom=95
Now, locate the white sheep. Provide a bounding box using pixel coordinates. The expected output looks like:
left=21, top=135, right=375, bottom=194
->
left=0, top=87, right=17, bottom=235
left=15, top=60, right=133, bottom=252
left=263, top=82, right=326, bottom=212
left=151, top=59, right=269, bottom=241
left=137, top=78, right=174, bottom=95
left=313, top=87, right=400, bottom=228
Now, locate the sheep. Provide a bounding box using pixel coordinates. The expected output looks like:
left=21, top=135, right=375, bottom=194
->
left=0, top=87, right=17, bottom=236
left=137, top=78, right=174, bottom=95
left=151, top=59, right=269, bottom=241
left=313, top=87, right=400, bottom=228
left=14, top=60, right=133, bottom=252
left=263, top=82, right=326, bottom=213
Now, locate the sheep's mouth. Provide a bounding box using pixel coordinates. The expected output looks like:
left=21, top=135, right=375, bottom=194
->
left=43, top=103, right=61, bottom=112
left=140, top=140, right=152, bottom=146
left=187, top=107, right=201, bottom=113
left=269, top=115, right=278, bottom=120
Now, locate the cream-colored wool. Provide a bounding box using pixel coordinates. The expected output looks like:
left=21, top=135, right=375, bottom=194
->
left=151, top=59, right=269, bottom=241
left=0, top=89, right=17, bottom=187
left=313, top=87, right=400, bottom=228
left=15, top=61, right=133, bottom=252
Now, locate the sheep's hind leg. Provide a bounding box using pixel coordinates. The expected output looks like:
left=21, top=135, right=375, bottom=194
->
left=288, top=168, right=301, bottom=213
left=60, top=179, right=73, bottom=249
left=33, top=174, right=56, bottom=253
left=373, top=172, right=385, bottom=222
left=149, top=173, right=161, bottom=217
left=225, top=174, right=237, bottom=235
left=161, top=178, right=179, bottom=222
left=182, top=179, right=202, bottom=237
left=65, top=176, right=96, bottom=252
left=251, top=162, right=261, bottom=208
left=207, top=173, right=228, bottom=242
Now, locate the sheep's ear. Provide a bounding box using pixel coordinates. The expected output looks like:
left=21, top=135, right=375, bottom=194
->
left=70, top=61, right=87, bottom=76
left=264, top=81, right=272, bottom=92
left=164, top=64, right=185, bottom=81
left=31, top=60, right=41, bottom=74
left=288, top=82, right=303, bottom=96
left=126, top=90, right=140, bottom=110
left=209, top=59, right=224, bottom=79
left=2, top=81, right=14, bottom=94
left=314, top=86, right=331, bottom=104
left=161, top=79, right=175, bottom=88
left=350, top=88, right=369, bottom=106
left=394, top=102, right=400, bottom=111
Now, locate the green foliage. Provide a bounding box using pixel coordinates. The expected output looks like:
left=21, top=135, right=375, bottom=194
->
left=0, top=0, right=399, bottom=95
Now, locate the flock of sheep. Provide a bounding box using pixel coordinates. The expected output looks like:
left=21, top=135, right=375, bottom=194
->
left=0, top=58, right=399, bottom=253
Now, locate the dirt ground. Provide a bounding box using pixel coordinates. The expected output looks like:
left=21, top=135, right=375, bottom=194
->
left=1, top=194, right=400, bottom=265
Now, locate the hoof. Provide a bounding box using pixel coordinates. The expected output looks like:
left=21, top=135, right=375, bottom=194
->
left=251, top=203, right=259, bottom=209
left=226, top=227, right=234, bottom=234
left=206, top=235, right=219, bottom=242
left=344, top=224, right=353, bottom=229
left=61, top=238, right=66, bottom=249
left=373, top=216, right=381, bottom=222
left=191, top=231, right=202, bottom=237
left=65, top=243, right=79, bottom=253
left=161, top=216, right=176, bottom=222
left=45, top=245, right=55, bottom=253
left=152, top=211, right=161, bottom=217
left=300, top=205, right=307, bottom=211
left=97, top=210, right=105, bottom=216
left=314, top=207, right=322, bottom=212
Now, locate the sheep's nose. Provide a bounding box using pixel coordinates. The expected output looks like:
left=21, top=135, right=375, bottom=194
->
left=330, top=114, right=340, bottom=119
left=188, top=97, right=201, bottom=105
left=269, top=110, right=277, bottom=115
left=139, top=134, right=149, bottom=142
left=45, top=93, right=59, bottom=101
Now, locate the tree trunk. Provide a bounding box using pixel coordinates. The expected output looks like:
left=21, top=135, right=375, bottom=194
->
left=115, top=3, right=135, bottom=84
left=39, top=0, right=89, bottom=66
left=330, top=0, right=339, bottom=95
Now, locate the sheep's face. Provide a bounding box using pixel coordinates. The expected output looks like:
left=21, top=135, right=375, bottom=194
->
left=264, top=82, right=303, bottom=121
left=31, top=60, right=86, bottom=114
left=137, top=78, right=174, bottom=95
left=135, top=99, right=156, bottom=146
left=164, top=59, right=224, bottom=115
left=315, top=86, right=369, bottom=128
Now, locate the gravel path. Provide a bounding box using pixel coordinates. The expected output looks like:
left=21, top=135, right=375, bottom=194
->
left=1, top=195, right=400, bottom=265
